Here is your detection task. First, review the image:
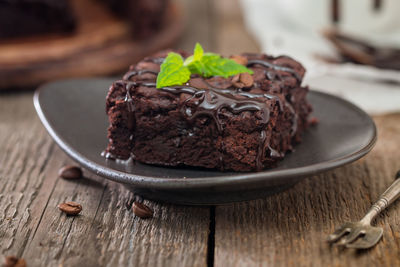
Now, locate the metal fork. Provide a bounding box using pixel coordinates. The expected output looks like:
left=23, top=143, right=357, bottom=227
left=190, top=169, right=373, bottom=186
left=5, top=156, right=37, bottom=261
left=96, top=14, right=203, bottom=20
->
left=327, top=171, right=400, bottom=249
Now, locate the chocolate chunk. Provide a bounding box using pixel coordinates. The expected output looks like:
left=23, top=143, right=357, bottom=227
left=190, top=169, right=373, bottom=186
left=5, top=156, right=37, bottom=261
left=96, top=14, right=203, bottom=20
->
left=132, top=201, right=153, bottom=218
left=58, top=201, right=82, bottom=215
left=58, top=165, right=82, bottom=180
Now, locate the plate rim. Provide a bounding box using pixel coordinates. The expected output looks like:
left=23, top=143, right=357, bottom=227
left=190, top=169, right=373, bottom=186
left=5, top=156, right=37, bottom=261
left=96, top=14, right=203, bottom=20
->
left=33, top=78, right=377, bottom=190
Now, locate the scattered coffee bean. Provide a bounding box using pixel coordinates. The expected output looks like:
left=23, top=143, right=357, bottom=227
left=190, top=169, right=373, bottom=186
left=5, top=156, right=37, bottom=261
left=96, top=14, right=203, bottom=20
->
left=58, top=201, right=82, bottom=215
left=239, top=73, right=254, bottom=87
left=232, top=74, right=241, bottom=85
left=230, top=55, right=248, bottom=65
left=3, top=256, right=26, bottom=267
left=132, top=201, right=153, bottom=219
left=309, top=117, right=319, bottom=126
left=58, top=165, right=82, bottom=180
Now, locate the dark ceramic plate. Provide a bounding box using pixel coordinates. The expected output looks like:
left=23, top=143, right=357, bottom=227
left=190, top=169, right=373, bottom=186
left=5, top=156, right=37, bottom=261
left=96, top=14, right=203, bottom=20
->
left=34, top=78, right=376, bottom=205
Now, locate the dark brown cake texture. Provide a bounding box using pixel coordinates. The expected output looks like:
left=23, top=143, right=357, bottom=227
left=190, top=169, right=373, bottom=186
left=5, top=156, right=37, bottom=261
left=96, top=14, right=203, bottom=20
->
left=105, top=50, right=312, bottom=171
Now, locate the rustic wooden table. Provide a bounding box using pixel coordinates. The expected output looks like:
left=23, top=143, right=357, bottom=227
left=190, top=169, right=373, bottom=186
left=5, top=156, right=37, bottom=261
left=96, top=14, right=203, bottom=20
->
left=1, top=1, right=400, bottom=266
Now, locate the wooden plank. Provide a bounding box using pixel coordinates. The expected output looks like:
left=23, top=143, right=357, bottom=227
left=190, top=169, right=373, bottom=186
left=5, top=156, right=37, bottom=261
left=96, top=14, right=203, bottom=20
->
left=0, top=93, right=210, bottom=267
left=214, top=113, right=400, bottom=267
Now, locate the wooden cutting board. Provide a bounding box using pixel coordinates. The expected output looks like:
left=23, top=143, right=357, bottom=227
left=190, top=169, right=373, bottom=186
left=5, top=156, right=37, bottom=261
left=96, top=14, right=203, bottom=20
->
left=0, top=0, right=183, bottom=89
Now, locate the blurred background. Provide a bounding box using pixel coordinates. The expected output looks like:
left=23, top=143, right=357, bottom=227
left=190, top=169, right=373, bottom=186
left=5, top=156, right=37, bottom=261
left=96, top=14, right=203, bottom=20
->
left=0, top=0, right=399, bottom=113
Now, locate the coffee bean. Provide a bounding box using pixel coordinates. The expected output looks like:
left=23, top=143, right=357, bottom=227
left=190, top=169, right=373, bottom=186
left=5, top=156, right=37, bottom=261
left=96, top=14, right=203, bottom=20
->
left=230, top=55, right=248, bottom=66
left=309, top=117, right=319, bottom=126
left=58, top=165, right=82, bottom=180
left=132, top=201, right=153, bottom=218
left=232, top=73, right=254, bottom=88
left=58, top=201, right=82, bottom=215
left=3, top=256, right=26, bottom=267
left=239, top=73, right=254, bottom=88
left=231, top=74, right=242, bottom=87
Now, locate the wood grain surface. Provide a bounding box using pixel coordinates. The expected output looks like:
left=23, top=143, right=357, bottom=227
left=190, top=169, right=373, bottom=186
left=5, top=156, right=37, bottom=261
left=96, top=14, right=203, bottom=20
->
left=214, top=114, right=400, bottom=267
left=1, top=0, right=400, bottom=266
left=0, top=94, right=210, bottom=267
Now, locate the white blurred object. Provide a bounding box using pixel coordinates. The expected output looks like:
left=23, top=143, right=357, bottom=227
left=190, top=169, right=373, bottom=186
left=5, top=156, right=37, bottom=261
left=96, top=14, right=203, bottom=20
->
left=239, top=0, right=400, bottom=114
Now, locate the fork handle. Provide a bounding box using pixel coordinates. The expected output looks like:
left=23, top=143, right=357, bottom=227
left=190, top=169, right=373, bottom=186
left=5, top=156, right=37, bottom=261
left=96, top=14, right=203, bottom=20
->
left=361, top=173, right=400, bottom=224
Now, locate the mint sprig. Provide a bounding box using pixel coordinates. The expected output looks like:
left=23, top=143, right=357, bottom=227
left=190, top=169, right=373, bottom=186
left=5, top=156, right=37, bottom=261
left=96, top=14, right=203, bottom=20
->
left=156, top=43, right=253, bottom=88
left=156, top=52, right=191, bottom=88
left=184, top=43, right=253, bottom=78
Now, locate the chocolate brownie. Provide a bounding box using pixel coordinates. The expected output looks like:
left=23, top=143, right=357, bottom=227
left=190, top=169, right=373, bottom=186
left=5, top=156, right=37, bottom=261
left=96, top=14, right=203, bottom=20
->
left=105, top=50, right=312, bottom=171
left=0, top=0, right=75, bottom=39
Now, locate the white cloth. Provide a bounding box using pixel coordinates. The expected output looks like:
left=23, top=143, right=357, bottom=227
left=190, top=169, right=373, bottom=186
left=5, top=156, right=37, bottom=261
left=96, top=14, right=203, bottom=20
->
left=239, top=0, right=400, bottom=114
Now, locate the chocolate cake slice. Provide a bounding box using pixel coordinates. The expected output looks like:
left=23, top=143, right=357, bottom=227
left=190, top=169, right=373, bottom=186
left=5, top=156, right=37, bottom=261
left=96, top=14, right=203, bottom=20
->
left=105, top=50, right=312, bottom=171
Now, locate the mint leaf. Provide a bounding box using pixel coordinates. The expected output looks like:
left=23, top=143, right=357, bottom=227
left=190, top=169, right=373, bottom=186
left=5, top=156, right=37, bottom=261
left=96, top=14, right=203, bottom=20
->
left=156, top=52, right=191, bottom=88
left=202, top=53, right=253, bottom=78
left=183, top=43, right=205, bottom=75
left=183, top=44, right=253, bottom=78
left=193, top=42, right=203, bottom=61
left=156, top=43, right=254, bottom=89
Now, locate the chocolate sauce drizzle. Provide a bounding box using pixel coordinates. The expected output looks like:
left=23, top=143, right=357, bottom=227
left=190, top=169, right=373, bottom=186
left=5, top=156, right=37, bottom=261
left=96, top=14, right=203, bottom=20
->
left=123, top=70, right=158, bottom=81
left=247, top=59, right=302, bottom=82
left=144, top=57, right=165, bottom=64
left=120, top=57, right=301, bottom=170
left=123, top=81, right=272, bottom=132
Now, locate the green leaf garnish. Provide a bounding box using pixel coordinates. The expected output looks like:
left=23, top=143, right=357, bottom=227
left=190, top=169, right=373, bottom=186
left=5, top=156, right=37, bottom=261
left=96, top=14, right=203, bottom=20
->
left=156, top=43, right=253, bottom=88
left=156, top=52, right=191, bottom=88
left=201, top=53, right=253, bottom=78
left=184, top=43, right=253, bottom=78
left=193, top=42, right=204, bottom=61
left=182, top=43, right=205, bottom=75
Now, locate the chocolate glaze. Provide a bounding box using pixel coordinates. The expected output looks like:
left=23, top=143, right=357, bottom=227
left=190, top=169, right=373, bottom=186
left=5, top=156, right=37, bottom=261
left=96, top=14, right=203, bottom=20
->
left=247, top=59, right=302, bottom=82
left=124, top=87, right=135, bottom=131
left=245, top=60, right=299, bottom=136
left=144, top=57, right=165, bottom=64
left=122, top=81, right=272, bottom=133
left=109, top=55, right=303, bottom=170
left=123, top=70, right=158, bottom=81
left=257, top=130, right=267, bottom=170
